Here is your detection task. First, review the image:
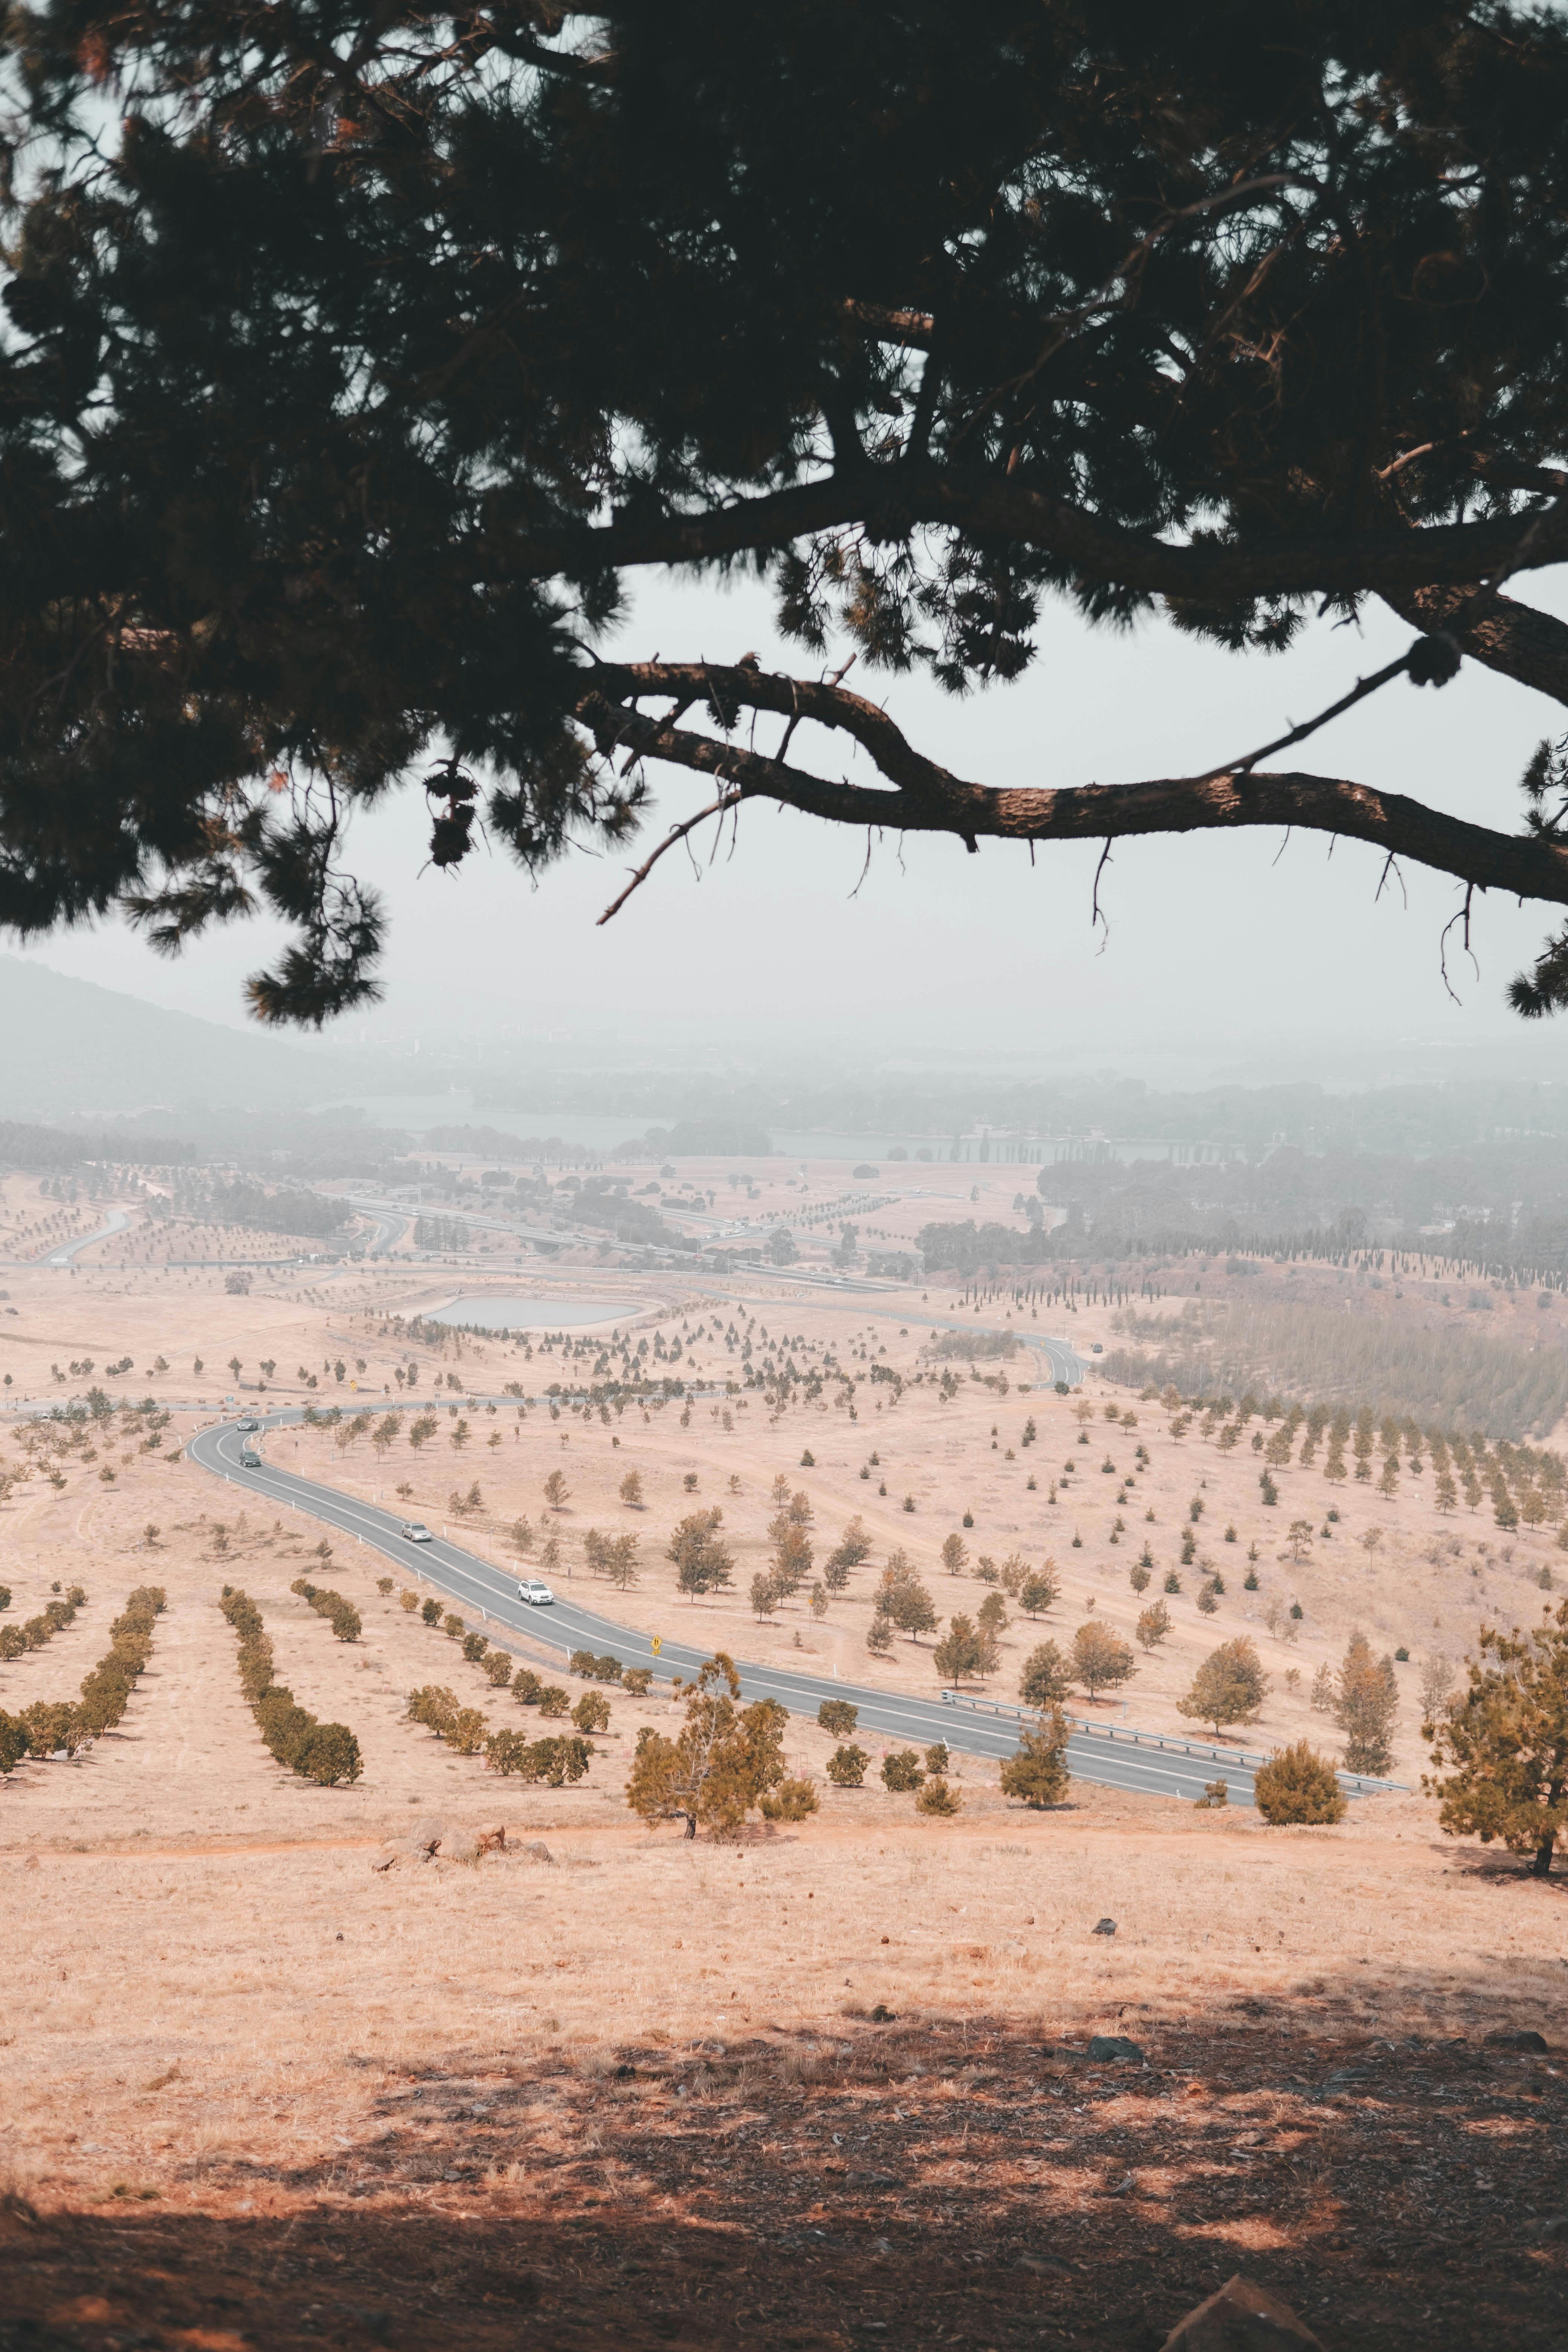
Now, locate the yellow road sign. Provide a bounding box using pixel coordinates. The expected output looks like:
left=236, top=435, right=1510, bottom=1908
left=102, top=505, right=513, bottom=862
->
left=650, top=1634, right=663, bottom=1657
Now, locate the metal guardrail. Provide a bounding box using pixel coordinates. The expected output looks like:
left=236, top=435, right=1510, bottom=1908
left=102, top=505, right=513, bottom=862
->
left=936, top=1687, right=1407, bottom=1795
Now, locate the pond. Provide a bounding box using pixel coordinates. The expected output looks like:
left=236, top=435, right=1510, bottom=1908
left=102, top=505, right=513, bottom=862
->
left=423, top=1294, right=637, bottom=1333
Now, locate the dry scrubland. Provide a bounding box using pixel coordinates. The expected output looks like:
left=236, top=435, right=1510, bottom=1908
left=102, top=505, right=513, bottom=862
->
left=2, top=1186, right=1568, bottom=2346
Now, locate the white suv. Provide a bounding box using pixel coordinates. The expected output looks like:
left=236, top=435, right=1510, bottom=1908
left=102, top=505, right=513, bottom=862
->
left=517, top=1578, right=555, bottom=1606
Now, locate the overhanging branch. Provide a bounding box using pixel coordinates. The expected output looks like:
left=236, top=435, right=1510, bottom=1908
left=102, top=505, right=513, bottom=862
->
left=521, top=464, right=1568, bottom=602
left=576, top=663, right=1568, bottom=910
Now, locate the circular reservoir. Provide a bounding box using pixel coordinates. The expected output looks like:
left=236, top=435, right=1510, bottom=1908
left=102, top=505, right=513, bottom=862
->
left=425, top=1295, right=637, bottom=1333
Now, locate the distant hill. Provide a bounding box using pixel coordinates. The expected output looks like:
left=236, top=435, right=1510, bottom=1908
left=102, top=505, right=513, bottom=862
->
left=0, top=956, right=373, bottom=1117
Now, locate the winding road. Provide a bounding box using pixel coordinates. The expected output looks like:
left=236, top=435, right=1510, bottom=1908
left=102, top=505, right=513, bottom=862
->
left=184, top=1405, right=1378, bottom=1809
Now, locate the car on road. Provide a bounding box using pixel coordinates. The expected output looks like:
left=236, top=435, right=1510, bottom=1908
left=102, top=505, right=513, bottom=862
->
left=517, top=1578, right=555, bottom=1606
left=400, top=1521, right=434, bottom=1543
left=239, top=1448, right=262, bottom=1468
left=236, top=1418, right=260, bottom=1432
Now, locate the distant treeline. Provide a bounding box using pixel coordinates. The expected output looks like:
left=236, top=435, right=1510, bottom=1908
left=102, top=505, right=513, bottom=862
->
left=0, top=1118, right=198, bottom=1171
left=1102, top=1298, right=1568, bottom=1442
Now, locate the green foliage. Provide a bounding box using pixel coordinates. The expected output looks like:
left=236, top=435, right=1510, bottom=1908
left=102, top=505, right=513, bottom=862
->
left=511, top=1667, right=544, bottom=1706
left=420, top=1597, right=442, bottom=1626
left=826, top=1743, right=870, bottom=1787
left=220, top=1586, right=359, bottom=1784
left=536, top=1685, right=571, bottom=1718
left=880, top=1749, right=925, bottom=1792
left=817, top=1699, right=859, bottom=1737
left=572, top=1690, right=611, bottom=1734
left=999, top=1709, right=1071, bottom=1808
left=462, top=1631, right=490, bottom=1663
left=1425, top=1602, right=1568, bottom=1874
left=484, top=1650, right=514, bottom=1688
left=1253, top=1742, right=1347, bottom=1826
left=622, top=1667, right=654, bottom=1697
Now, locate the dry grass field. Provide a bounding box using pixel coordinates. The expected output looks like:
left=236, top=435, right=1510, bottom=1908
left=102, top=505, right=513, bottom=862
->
left=2, top=1171, right=1567, bottom=2349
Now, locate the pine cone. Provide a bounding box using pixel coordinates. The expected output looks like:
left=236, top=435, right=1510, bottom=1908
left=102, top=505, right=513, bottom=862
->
left=1407, top=633, right=1462, bottom=688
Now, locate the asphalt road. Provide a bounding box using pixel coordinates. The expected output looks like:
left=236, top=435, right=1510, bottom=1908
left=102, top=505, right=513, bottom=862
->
left=189, top=1407, right=1268, bottom=1805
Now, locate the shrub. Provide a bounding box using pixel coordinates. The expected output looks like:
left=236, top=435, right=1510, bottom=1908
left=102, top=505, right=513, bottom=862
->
left=761, top=1775, right=819, bottom=1821
left=484, top=1651, right=514, bottom=1688
left=220, top=1587, right=359, bottom=1784
left=1128, top=1563, right=1151, bottom=1594
left=881, top=1749, right=925, bottom=1792
left=462, top=1631, right=490, bottom=1663
left=827, top=1743, right=870, bottom=1786
left=1253, top=1742, right=1347, bottom=1826
left=442, top=1612, right=466, bottom=1640
left=486, top=1731, right=594, bottom=1784
left=999, top=1710, right=1071, bottom=1808
left=573, top=1690, right=611, bottom=1734
left=0, top=1586, right=9, bottom=1611
left=376, top=1576, right=395, bottom=1597
left=407, top=1684, right=459, bottom=1737
left=924, top=1741, right=950, bottom=1775
left=915, top=1776, right=963, bottom=1817
left=0, top=1709, right=29, bottom=1774
left=1194, top=1778, right=1230, bottom=1808
left=537, top=1685, right=570, bottom=1718
left=21, top=1698, right=83, bottom=1758
left=400, top=1589, right=419, bottom=1611
left=512, top=1668, right=544, bottom=1706
left=818, top=1698, right=859, bottom=1736
left=420, top=1597, right=442, bottom=1626
left=622, top=1666, right=653, bottom=1697
left=289, top=1577, right=362, bottom=1642
left=447, top=1707, right=489, bottom=1755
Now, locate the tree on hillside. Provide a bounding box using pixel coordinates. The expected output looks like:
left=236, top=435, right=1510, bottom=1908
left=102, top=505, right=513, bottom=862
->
left=1178, top=1638, right=1270, bottom=1736
left=626, top=1653, right=787, bottom=1838
left=668, top=1509, right=735, bottom=1601
left=933, top=1614, right=984, bottom=1687
left=1000, top=1709, right=1072, bottom=1810
left=1424, top=1603, right=1568, bottom=1877
left=14, top=8, right=1568, bottom=1026
left=1334, top=1628, right=1400, bottom=1776
left=542, top=1469, right=571, bottom=1512
left=1019, top=1640, right=1069, bottom=1709
left=1072, top=1621, right=1136, bottom=1701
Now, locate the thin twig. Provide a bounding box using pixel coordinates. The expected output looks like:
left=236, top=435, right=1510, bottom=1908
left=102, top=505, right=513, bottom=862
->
left=1091, top=837, right=1113, bottom=941
left=1204, top=650, right=1413, bottom=784
left=596, top=791, right=743, bottom=925
left=1438, top=883, right=1480, bottom=1005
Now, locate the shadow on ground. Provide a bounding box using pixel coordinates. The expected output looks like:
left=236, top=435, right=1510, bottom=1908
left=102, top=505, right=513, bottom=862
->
left=4, top=2003, right=1565, bottom=2351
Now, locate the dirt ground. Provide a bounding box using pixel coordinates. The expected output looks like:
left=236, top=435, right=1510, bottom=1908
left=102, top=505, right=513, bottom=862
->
left=3, top=1188, right=1568, bottom=2348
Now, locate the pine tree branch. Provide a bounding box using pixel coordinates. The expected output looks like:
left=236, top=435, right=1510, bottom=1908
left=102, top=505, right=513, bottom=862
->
left=525, top=466, right=1568, bottom=603
left=576, top=667, right=1568, bottom=909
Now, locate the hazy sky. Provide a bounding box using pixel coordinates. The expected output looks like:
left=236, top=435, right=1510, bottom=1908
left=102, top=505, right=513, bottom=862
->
left=15, top=560, right=1568, bottom=1085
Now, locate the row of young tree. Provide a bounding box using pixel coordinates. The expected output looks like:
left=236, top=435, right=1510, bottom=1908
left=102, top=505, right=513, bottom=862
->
left=217, top=1586, right=361, bottom=1786
left=0, top=1585, right=165, bottom=1772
